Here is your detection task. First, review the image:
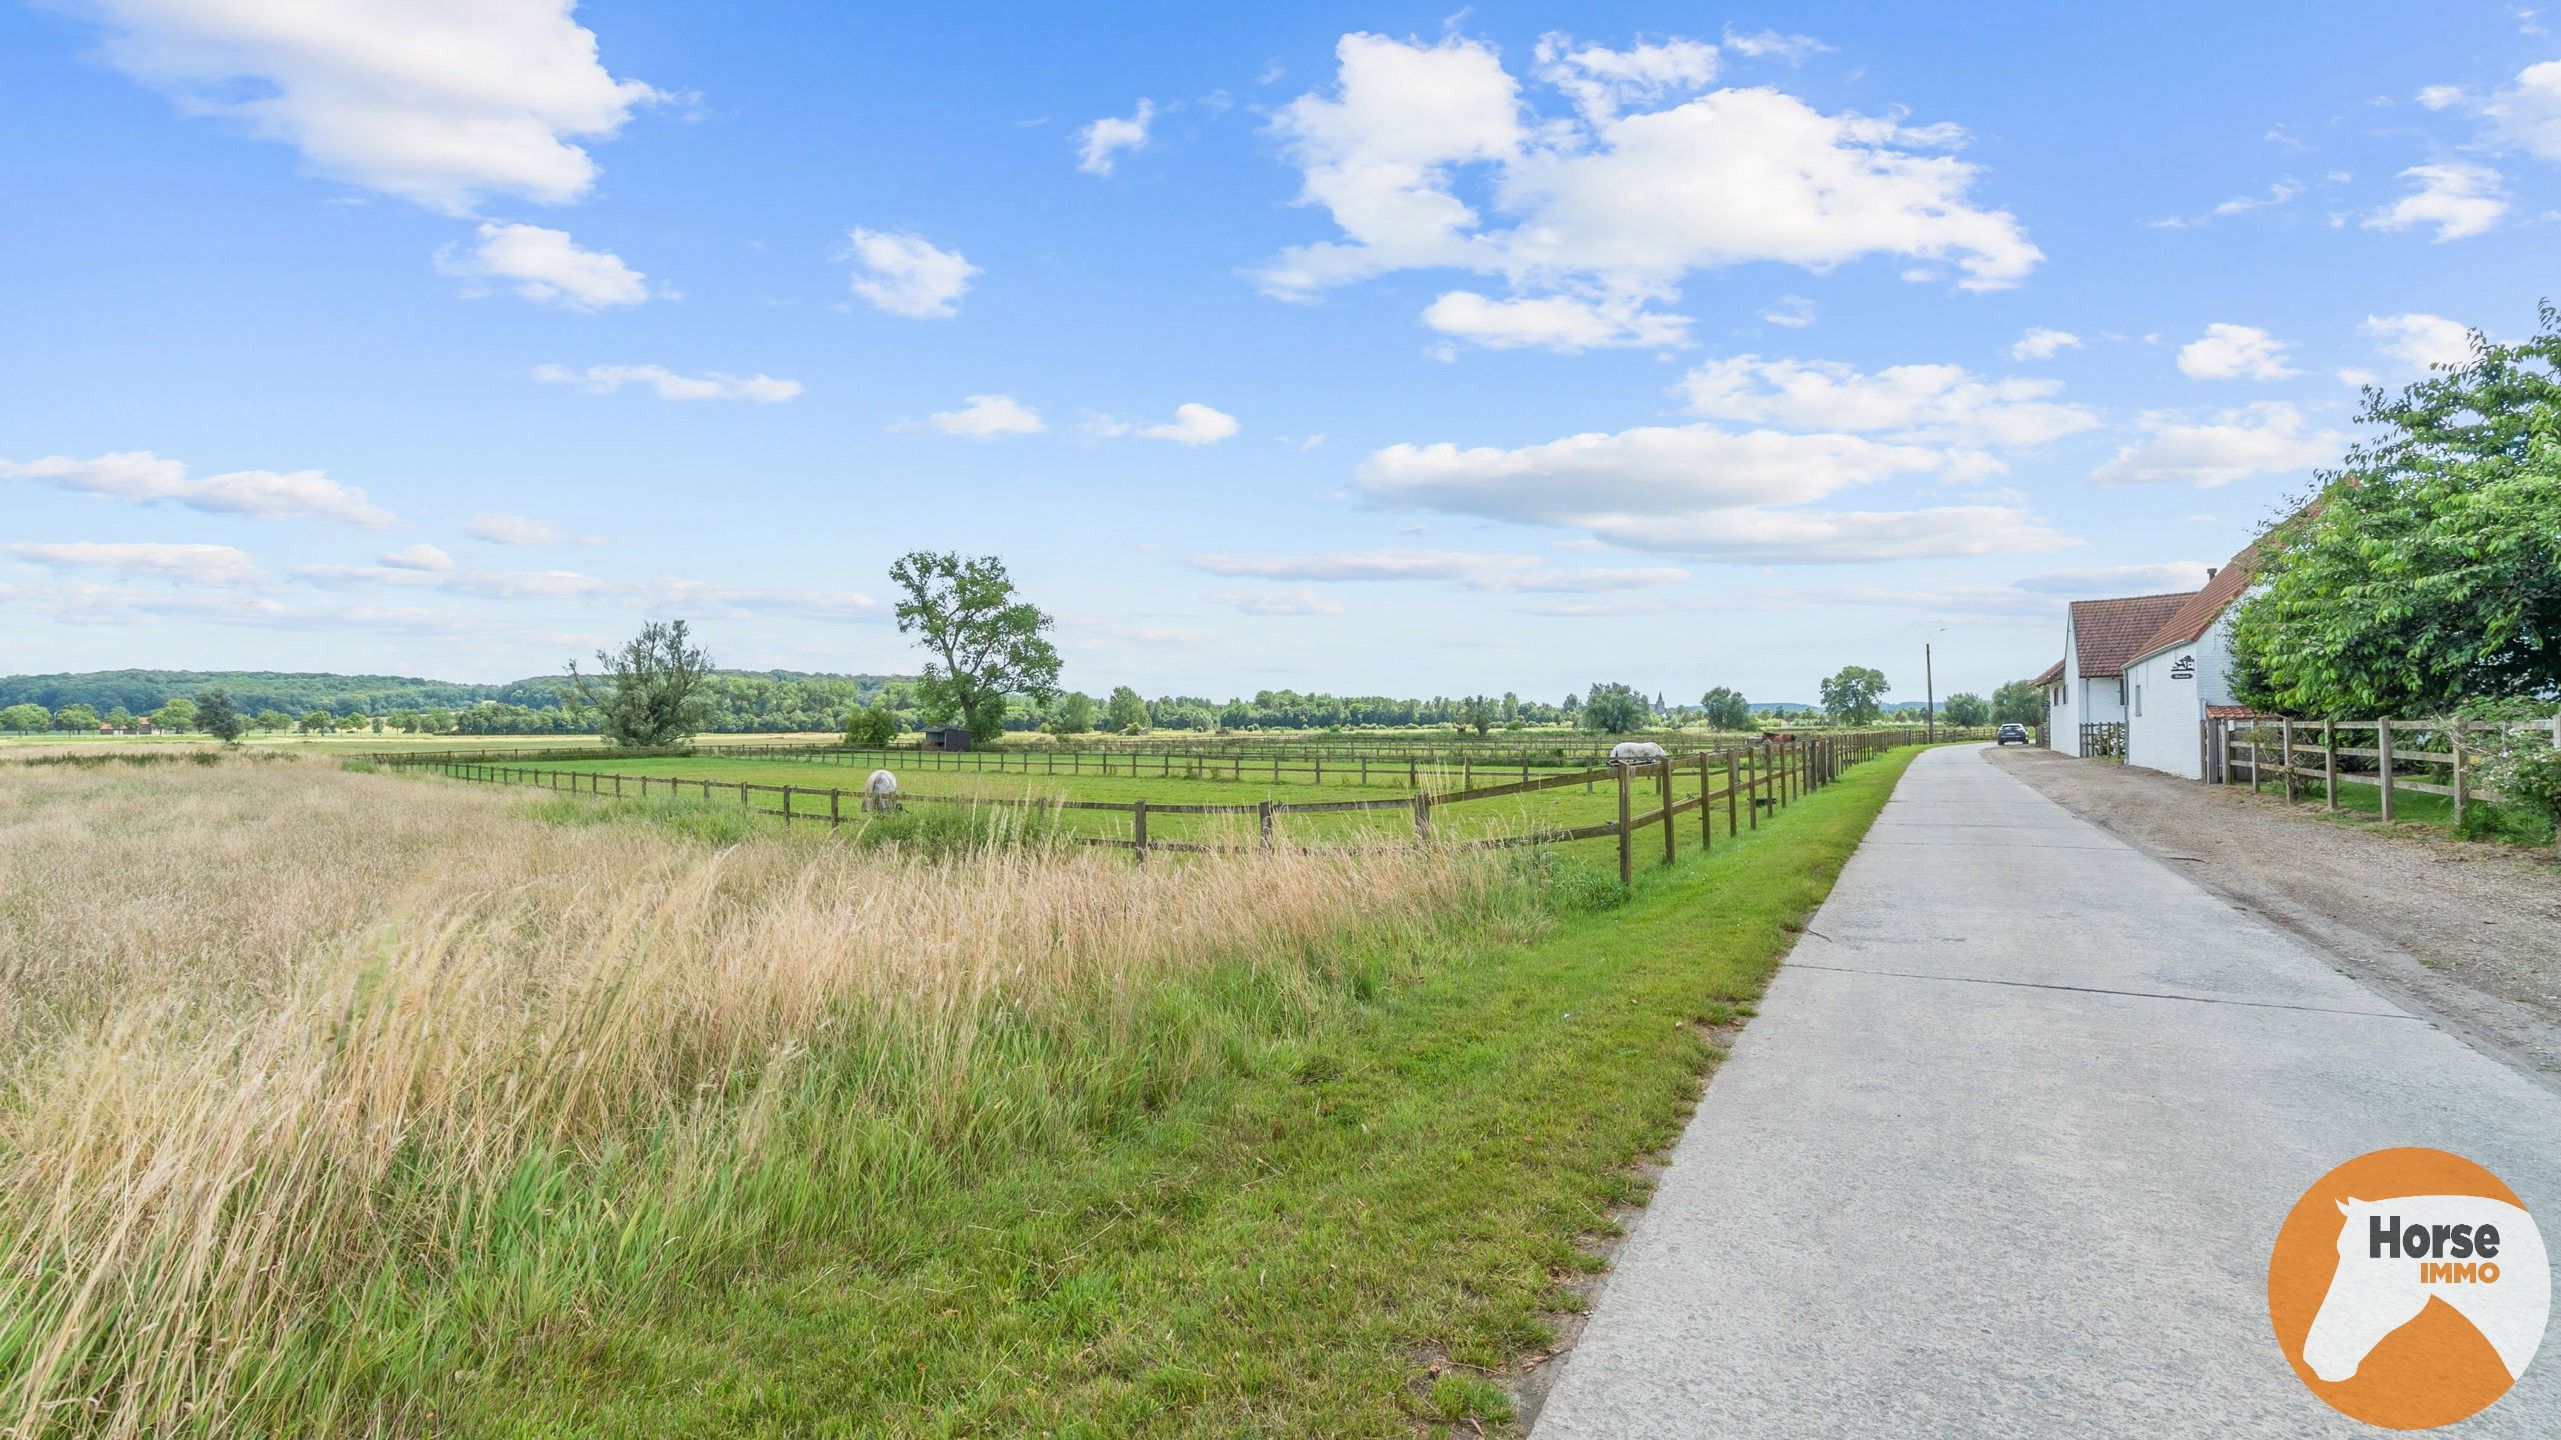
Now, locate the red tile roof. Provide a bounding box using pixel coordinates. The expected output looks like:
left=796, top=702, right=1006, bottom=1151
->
left=2030, top=659, right=2063, bottom=686
left=2131, top=538, right=2265, bottom=663
left=2204, top=704, right=2270, bottom=720
left=2069, top=592, right=2198, bottom=678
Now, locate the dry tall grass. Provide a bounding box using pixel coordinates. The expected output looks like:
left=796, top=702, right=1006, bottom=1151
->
left=0, top=755, right=1505, bottom=1437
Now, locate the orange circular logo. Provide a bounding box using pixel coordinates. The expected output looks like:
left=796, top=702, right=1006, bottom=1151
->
left=2268, top=1147, right=2551, bottom=1429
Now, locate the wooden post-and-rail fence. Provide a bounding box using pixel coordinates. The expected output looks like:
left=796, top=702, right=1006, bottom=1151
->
left=2210, top=715, right=2561, bottom=852
left=374, top=730, right=1912, bottom=882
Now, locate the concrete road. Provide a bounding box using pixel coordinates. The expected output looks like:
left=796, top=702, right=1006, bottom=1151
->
left=1531, top=744, right=2561, bottom=1438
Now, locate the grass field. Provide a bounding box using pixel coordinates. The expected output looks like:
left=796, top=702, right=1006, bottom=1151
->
left=0, top=743, right=1915, bottom=1437
left=419, top=748, right=1793, bottom=855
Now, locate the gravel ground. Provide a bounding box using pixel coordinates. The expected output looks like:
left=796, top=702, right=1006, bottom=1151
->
left=1986, top=744, right=2561, bottom=1088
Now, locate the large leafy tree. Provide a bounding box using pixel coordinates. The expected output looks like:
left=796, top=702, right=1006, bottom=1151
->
left=1105, top=686, right=1150, bottom=732
left=890, top=552, right=1062, bottom=743
left=52, top=703, right=100, bottom=732
left=1941, top=692, right=1991, bottom=728
left=2232, top=306, right=2561, bottom=715
left=1990, top=680, right=2044, bottom=727
left=151, top=697, right=198, bottom=731
left=1819, top=666, right=1890, bottom=726
left=0, top=703, right=47, bottom=733
left=193, top=689, right=247, bottom=744
left=1580, top=682, right=1648, bottom=734
left=1046, top=691, right=1096, bottom=735
left=1699, top=686, right=1753, bottom=731
left=568, top=620, right=716, bottom=748
left=1460, top=694, right=1497, bottom=736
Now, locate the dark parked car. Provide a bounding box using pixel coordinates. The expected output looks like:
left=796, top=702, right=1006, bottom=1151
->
left=1996, top=722, right=2030, bottom=746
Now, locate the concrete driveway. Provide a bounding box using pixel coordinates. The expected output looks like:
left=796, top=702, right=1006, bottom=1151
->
left=1531, top=744, right=2561, bottom=1438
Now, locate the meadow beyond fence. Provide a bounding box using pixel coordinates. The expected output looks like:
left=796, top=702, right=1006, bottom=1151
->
left=372, top=730, right=1922, bottom=883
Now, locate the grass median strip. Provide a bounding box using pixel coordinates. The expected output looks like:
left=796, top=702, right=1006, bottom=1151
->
left=465, top=746, right=1920, bottom=1438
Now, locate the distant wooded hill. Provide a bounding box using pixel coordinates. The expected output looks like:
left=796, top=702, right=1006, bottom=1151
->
left=0, top=669, right=899, bottom=730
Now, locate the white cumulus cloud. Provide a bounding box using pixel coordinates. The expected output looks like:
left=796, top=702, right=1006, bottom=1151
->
left=2363, top=162, right=2509, bottom=241
left=1422, top=290, right=1692, bottom=351
left=466, top=511, right=601, bottom=546
left=1208, top=588, right=1345, bottom=616
left=1674, top=355, right=2099, bottom=447
left=2176, top=323, right=2299, bottom=380
left=532, top=363, right=803, bottom=402
left=7, top=539, right=266, bottom=587
left=927, top=394, right=1045, bottom=439
left=379, top=542, right=453, bottom=572
left=72, top=0, right=661, bottom=214
left=1136, top=402, right=1239, bottom=445
left=1076, top=98, right=1154, bottom=176
left=2089, top=402, right=2342, bottom=488
left=2009, top=327, right=2082, bottom=361
left=1256, top=31, right=2041, bottom=342
left=843, top=228, right=978, bottom=319
left=2360, top=312, right=2476, bottom=374
left=438, top=222, right=650, bottom=309
left=2483, top=60, right=2561, bottom=160
left=0, top=449, right=396, bottom=527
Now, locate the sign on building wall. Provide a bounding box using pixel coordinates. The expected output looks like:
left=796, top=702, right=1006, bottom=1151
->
left=2170, top=653, right=2196, bottom=680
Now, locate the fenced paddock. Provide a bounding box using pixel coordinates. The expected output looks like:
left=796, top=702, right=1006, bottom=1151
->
left=2211, top=715, right=2561, bottom=848
left=372, top=729, right=1919, bottom=883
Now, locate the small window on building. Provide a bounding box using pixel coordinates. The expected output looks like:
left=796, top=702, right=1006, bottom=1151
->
left=2135, top=684, right=2143, bottom=717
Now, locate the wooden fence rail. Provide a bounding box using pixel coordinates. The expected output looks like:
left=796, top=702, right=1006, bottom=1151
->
left=365, top=729, right=1932, bottom=793
left=2211, top=716, right=2559, bottom=838
left=376, top=729, right=1914, bottom=882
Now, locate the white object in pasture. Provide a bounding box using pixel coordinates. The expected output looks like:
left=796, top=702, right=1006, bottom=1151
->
left=1609, top=741, right=1669, bottom=765
left=863, top=768, right=901, bottom=813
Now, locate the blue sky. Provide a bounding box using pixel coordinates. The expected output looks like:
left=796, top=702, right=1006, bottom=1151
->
left=3, top=2, right=2555, bottom=705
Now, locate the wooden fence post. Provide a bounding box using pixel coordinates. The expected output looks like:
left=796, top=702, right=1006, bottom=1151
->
left=781, top=783, right=794, bottom=825
left=1698, top=753, right=1713, bottom=850
left=1412, top=793, right=1432, bottom=845
left=1259, top=798, right=1274, bottom=849
left=2377, top=720, right=2395, bottom=823
left=2452, top=725, right=2467, bottom=828
left=1659, top=760, right=1675, bottom=867
left=1133, top=798, right=1148, bottom=866
left=1616, top=765, right=1633, bottom=885
left=2315, top=722, right=2334, bottom=810
left=2280, top=718, right=2294, bottom=803
left=1726, top=755, right=1739, bottom=838
left=830, top=789, right=841, bottom=827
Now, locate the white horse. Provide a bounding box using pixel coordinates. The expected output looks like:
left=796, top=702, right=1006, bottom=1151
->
left=862, top=768, right=900, bottom=813
left=2304, top=1195, right=2549, bottom=1383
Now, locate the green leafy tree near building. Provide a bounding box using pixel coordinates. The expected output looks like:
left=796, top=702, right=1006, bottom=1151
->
left=843, top=704, right=901, bottom=748
left=889, top=552, right=1062, bottom=744
left=1580, top=682, right=1648, bottom=734
left=52, top=703, right=100, bottom=732
left=2232, top=305, right=2561, bottom=716
left=151, top=697, right=198, bottom=732
left=1699, top=686, right=1753, bottom=732
left=1818, top=667, right=1890, bottom=727
left=1941, top=692, right=1991, bottom=728
left=1990, top=681, right=2044, bottom=728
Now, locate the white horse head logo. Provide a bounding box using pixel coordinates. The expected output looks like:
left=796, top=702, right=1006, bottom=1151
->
left=2304, top=1195, right=2550, bottom=1384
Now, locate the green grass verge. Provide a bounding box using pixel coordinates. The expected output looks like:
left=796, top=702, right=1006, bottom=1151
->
left=457, top=747, right=1920, bottom=1438
left=2233, top=771, right=2556, bottom=849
